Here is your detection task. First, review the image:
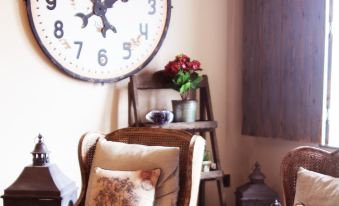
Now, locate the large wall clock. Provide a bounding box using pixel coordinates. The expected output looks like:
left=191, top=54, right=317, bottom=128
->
left=26, top=0, right=171, bottom=83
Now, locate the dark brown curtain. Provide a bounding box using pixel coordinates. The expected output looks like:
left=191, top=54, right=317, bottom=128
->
left=242, top=0, right=326, bottom=143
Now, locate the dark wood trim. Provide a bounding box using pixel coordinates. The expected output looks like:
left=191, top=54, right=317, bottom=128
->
left=242, top=0, right=326, bottom=143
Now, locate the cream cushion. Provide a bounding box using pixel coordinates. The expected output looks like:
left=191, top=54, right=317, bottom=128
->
left=87, top=167, right=161, bottom=206
left=85, top=138, right=180, bottom=206
left=294, top=167, right=339, bottom=206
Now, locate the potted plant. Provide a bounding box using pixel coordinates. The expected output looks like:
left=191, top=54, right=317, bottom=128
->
left=164, top=54, right=203, bottom=122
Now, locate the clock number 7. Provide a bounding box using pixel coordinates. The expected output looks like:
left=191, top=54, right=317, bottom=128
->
left=74, top=41, right=83, bottom=59
left=148, top=0, right=156, bottom=15
left=46, top=0, right=56, bottom=10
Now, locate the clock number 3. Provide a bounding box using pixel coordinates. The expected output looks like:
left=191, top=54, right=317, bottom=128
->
left=98, top=49, right=108, bottom=66
left=148, top=0, right=156, bottom=15
left=46, top=0, right=56, bottom=10
left=54, top=20, right=64, bottom=39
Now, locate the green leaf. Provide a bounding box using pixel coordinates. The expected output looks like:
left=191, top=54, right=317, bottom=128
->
left=174, top=69, right=187, bottom=85
left=179, top=82, right=192, bottom=94
left=183, top=72, right=190, bottom=82
left=191, top=75, right=202, bottom=89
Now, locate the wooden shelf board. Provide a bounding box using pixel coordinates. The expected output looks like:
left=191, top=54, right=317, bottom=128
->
left=142, top=121, right=218, bottom=131
left=200, top=170, right=223, bottom=180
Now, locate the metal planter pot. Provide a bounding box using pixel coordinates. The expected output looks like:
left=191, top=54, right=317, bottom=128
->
left=172, top=100, right=197, bottom=122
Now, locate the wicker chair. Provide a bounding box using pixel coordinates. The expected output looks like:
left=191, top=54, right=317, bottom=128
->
left=281, top=146, right=339, bottom=206
left=74, top=127, right=205, bottom=206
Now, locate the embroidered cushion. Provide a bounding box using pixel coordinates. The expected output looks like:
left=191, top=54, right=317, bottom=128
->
left=87, top=167, right=161, bottom=206
left=85, top=138, right=180, bottom=206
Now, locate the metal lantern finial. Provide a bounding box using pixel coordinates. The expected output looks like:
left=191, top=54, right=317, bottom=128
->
left=249, top=161, right=266, bottom=183
left=31, top=134, right=50, bottom=166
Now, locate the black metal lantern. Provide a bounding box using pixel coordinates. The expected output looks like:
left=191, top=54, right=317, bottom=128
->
left=1, top=134, right=77, bottom=206
left=235, top=162, right=280, bottom=206
left=32, top=134, right=50, bottom=166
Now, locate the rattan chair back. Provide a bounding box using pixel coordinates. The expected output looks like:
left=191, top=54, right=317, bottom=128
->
left=75, top=127, right=196, bottom=206
left=281, top=146, right=339, bottom=206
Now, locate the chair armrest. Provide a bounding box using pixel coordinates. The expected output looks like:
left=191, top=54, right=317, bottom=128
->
left=74, top=132, right=104, bottom=206
left=189, top=135, right=205, bottom=206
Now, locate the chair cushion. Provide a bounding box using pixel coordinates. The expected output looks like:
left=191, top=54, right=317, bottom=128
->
left=294, top=167, right=339, bottom=206
left=85, top=138, right=180, bottom=206
left=86, top=167, right=160, bottom=206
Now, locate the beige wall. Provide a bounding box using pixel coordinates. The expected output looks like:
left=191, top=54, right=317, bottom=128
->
left=0, top=0, right=326, bottom=205
left=0, top=0, right=233, bottom=205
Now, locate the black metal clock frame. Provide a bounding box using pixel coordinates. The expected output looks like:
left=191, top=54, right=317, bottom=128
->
left=25, top=0, right=172, bottom=83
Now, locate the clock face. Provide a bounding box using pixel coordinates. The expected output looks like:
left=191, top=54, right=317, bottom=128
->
left=26, top=0, right=171, bottom=83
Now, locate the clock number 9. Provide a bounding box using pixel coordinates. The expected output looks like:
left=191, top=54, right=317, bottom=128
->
left=148, top=0, right=156, bottom=15
left=46, top=0, right=56, bottom=10
left=54, top=20, right=64, bottom=39
left=98, top=49, right=108, bottom=66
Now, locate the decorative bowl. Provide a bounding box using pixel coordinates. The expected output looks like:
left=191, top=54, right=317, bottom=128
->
left=145, top=110, right=174, bottom=125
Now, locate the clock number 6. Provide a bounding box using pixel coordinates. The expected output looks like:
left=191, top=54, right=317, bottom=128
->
left=148, top=0, right=156, bottom=15
left=98, top=49, right=108, bottom=66
left=46, top=0, right=56, bottom=10
left=54, top=20, right=64, bottom=39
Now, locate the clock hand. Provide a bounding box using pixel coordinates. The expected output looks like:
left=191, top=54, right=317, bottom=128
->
left=101, top=15, right=117, bottom=38
left=75, top=0, right=96, bottom=28
left=100, top=0, right=128, bottom=37
left=104, top=0, right=118, bottom=8
left=75, top=12, right=94, bottom=28
left=76, top=0, right=128, bottom=37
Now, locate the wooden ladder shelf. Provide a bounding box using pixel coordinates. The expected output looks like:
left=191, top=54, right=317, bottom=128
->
left=128, top=72, right=227, bottom=206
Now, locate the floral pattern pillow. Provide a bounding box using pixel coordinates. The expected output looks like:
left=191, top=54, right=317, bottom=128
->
left=87, top=167, right=161, bottom=206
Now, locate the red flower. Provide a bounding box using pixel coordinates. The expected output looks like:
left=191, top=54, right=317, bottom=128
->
left=187, top=60, right=201, bottom=71
left=175, top=54, right=190, bottom=63
left=164, top=54, right=202, bottom=77
left=163, top=54, right=203, bottom=99
left=164, top=62, right=175, bottom=76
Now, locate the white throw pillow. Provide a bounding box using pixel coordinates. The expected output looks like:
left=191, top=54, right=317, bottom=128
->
left=87, top=167, right=161, bottom=206
left=294, top=167, right=339, bottom=206
left=85, top=138, right=180, bottom=206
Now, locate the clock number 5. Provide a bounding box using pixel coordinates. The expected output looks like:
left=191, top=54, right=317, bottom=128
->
left=98, top=49, right=108, bottom=66
left=123, top=43, right=132, bottom=60
left=148, top=0, right=156, bottom=15
left=46, top=0, right=56, bottom=10
left=54, top=20, right=64, bottom=39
